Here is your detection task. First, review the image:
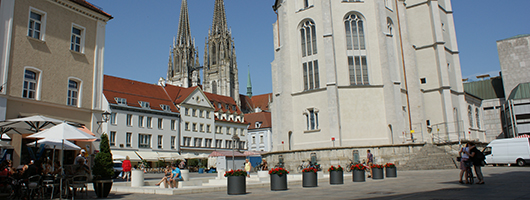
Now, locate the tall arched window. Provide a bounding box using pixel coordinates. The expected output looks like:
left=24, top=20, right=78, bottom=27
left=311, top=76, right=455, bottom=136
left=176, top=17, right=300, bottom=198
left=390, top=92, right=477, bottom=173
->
left=212, top=43, right=217, bottom=65
left=468, top=106, right=473, bottom=128
left=475, top=108, right=480, bottom=129
left=300, top=20, right=319, bottom=91
left=345, top=13, right=369, bottom=85
left=212, top=81, right=217, bottom=94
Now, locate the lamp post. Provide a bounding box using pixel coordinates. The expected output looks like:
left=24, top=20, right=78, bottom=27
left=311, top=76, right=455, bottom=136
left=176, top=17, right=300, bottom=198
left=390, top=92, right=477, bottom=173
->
left=232, top=134, right=240, bottom=170
left=96, top=111, right=111, bottom=135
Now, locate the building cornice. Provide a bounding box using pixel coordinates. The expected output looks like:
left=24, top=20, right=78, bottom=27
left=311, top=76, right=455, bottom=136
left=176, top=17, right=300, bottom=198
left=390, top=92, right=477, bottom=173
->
left=110, top=104, right=180, bottom=117
left=51, top=0, right=112, bottom=22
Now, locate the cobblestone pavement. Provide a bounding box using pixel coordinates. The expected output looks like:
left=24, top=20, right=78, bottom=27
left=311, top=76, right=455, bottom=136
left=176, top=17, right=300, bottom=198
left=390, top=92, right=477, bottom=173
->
left=63, top=166, right=530, bottom=199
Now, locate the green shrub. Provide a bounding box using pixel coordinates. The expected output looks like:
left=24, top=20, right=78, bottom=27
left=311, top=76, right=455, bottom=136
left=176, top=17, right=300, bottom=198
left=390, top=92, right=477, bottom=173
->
left=92, top=134, right=114, bottom=180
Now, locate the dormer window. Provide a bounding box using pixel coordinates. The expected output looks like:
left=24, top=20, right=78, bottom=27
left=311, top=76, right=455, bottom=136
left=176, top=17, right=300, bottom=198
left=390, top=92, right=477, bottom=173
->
left=115, top=97, right=127, bottom=105
left=160, top=104, right=171, bottom=111
left=218, top=103, right=222, bottom=108
left=255, top=121, right=262, bottom=128
left=232, top=105, right=236, bottom=111
left=139, top=101, right=150, bottom=109
left=225, top=104, right=229, bottom=110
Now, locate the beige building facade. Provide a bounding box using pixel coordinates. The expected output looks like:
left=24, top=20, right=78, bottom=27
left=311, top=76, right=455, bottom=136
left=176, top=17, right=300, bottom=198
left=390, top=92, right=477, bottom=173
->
left=271, top=0, right=469, bottom=151
left=0, top=0, right=112, bottom=164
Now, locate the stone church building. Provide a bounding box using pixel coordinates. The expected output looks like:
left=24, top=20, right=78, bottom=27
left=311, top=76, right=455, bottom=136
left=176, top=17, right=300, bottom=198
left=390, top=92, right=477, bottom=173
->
left=270, top=0, right=469, bottom=151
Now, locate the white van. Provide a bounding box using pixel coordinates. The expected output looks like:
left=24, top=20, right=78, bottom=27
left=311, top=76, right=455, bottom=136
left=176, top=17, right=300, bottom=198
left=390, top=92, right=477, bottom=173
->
left=483, top=138, right=530, bottom=166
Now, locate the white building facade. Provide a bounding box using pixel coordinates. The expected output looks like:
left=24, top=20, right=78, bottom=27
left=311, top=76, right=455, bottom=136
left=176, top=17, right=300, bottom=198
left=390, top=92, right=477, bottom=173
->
left=271, top=0, right=469, bottom=150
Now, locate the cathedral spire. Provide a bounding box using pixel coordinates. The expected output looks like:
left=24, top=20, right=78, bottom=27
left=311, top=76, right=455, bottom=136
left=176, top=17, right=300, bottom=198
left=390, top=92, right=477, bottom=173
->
left=211, top=0, right=228, bottom=34
left=247, top=68, right=252, bottom=98
left=177, top=0, right=192, bottom=46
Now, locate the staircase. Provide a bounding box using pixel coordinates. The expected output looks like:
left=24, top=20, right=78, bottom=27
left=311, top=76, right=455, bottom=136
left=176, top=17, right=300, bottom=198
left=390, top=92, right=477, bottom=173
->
left=400, top=144, right=459, bottom=170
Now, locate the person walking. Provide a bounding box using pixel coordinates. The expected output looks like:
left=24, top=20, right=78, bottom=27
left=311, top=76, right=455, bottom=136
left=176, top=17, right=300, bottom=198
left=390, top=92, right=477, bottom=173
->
left=366, top=150, right=374, bottom=178
left=458, top=143, right=471, bottom=184
left=467, top=142, right=485, bottom=184
left=122, top=156, right=132, bottom=181
left=244, top=159, right=251, bottom=178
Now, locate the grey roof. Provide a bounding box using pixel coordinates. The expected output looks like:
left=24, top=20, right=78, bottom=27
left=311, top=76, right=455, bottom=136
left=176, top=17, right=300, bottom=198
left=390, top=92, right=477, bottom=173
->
left=497, top=34, right=530, bottom=42
left=508, top=82, right=530, bottom=100
left=463, top=77, right=505, bottom=100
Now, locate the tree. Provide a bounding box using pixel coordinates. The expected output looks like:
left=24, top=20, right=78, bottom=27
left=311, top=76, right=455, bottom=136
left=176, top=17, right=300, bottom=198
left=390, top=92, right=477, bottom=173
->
left=93, top=133, right=114, bottom=180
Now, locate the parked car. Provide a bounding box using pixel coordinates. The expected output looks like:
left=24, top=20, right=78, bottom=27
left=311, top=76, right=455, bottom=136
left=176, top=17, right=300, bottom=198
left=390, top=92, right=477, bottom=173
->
left=113, top=160, right=123, bottom=178
left=484, top=137, right=530, bottom=166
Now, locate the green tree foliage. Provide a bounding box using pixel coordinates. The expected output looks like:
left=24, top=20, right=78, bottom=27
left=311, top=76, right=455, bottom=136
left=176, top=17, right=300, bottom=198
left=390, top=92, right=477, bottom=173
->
left=93, top=133, right=114, bottom=180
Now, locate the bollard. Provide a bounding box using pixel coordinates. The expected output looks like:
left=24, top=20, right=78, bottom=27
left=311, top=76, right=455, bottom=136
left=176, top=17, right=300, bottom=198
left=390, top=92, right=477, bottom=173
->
left=181, top=169, right=190, bottom=181
left=131, top=169, right=144, bottom=187
left=217, top=169, right=226, bottom=179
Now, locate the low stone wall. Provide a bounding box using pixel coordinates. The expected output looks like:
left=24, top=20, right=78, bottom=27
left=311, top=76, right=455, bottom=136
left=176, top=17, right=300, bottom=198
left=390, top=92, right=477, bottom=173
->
left=261, top=141, right=486, bottom=172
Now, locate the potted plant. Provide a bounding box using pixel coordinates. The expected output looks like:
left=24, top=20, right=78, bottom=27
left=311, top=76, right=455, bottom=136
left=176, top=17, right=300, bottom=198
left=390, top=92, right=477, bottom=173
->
left=385, top=163, right=397, bottom=178
left=371, top=164, right=385, bottom=180
left=269, top=167, right=289, bottom=191
left=224, top=169, right=246, bottom=195
left=92, top=133, right=114, bottom=198
left=328, top=165, right=344, bottom=184
left=351, top=164, right=367, bottom=182
left=302, top=167, right=318, bottom=187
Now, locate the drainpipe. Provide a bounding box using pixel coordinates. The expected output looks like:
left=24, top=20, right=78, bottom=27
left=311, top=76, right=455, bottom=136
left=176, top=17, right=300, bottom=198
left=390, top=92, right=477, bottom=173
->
left=395, top=0, right=413, bottom=134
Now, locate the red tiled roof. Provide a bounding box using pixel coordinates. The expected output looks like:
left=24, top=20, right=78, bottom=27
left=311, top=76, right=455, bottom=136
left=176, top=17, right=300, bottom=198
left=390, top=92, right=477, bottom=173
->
left=103, top=75, right=178, bottom=113
left=251, top=93, right=272, bottom=112
left=69, top=0, right=113, bottom=19
left=204, top=92, right=243, bottom=115
left=244, top=112, right=271, bottom=129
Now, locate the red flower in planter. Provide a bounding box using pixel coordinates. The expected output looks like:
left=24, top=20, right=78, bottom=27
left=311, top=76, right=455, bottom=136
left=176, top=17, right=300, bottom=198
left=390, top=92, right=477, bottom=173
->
left=302, top=167, right=317, bottom=173
left=351, top=164, right=367, bottom=171
left=384, top=163, right=396, bottom=168
left=371, top=164, right=384, bottom=169
left=269, top=167, right=289, bottom=175
left=328, top=165, right=344, bottom=172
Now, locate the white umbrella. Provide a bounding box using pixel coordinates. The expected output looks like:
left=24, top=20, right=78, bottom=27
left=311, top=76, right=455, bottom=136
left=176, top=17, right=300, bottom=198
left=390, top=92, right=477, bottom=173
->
left=27, top=122, right=96, bottom=140
left=27, top=138, right=81, bottom=150
left=27, top=122, right=96, bottom=199
left=2, top=115, right=63, bottom=133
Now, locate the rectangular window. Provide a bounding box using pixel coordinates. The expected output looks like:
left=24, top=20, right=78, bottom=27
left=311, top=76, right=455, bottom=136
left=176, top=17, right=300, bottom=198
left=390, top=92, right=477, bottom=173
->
left=146, top=117, right=152, bottom=128
left=192, top=123, right=197, bottom=132
left=199, top=110, right=203, bottom=118
left=139, top=101, right=150, bottom=109
left=240, top=128, right=245, bottom=136
left=160, top=104, right=171, bottom=111
left=66, top=80, right=79, bottom=106
left=138, top=116, right=144, bottom=127
left=227, top=127, right=232, bottom=135
left=185, top=122, right=190, bottom=131
left=200, top=124, right=204, bottom=132
left=171, top=136, right=176, bottom=149
left=157, top=135, right=163, bottom=149
left=185, top=108, right=189, bottom=116
left=260, top=135, right=264, bottom=144
left=252, top=136, right=256, bottom=144
left=110, top=113, right=117, bottom=125
left=302, top=60, right=319, bottom=90
left=126, top=114, right=132, bottom=126
left=349, top=56, right=369, bottom=85
left=215, top=139, right=222, bottom=148
left=225, top=140, right=232, bottom=149
left=28, top=11, right=44, bottom=40
left=206, top=111, right=210, bottom=119
left=138, top=134, right=151, bottom=148
left=71, top=26, right=83, bottom=52
left=110, top=131, right=116, bottom=146
left=157, top=118, right=163, bottom=129
left=183, top=137, right=191, bottom=147
left=192, top=109, right=197, bottom=117
left=126, top=132, right=132, bottom=147
left=194, top=138, right=202, bottom=147
left=171, top=119, right=176, bottom=130
left=23, top=70, right=38, bottom=99
left=207, top=125, right=211, bottom=133
left=205, top=139, right=212, bottom=148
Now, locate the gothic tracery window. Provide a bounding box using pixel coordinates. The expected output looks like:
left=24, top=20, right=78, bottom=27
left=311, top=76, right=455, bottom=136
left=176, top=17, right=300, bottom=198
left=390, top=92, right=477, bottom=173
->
left=468, top=105, right=473, bottom=128
left=345, top=13, right=369, bottom=85
left=300, top=20, right=319, bottom=91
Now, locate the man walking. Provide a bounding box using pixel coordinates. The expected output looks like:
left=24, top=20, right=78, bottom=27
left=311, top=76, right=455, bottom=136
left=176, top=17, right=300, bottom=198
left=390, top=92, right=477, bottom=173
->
left=367, top=150, right=374, bottom=178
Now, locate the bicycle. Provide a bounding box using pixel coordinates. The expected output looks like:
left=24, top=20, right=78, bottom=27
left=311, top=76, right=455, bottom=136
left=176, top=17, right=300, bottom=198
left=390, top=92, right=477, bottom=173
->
left=297, top=160, right=310, bottom=172
left=345, top=159, right=354, bottom=172
left=465, top=162, right=474, bottom=184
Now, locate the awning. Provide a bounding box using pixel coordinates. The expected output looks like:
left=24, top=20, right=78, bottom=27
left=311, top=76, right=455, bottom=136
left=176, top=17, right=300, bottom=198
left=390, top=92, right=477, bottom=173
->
left=135, top=151, right=161, bottom=161
left=208, top=150, right=246, bottom=157
left=111, top=150, right=141, bottom=161
left=157, top=152, right=184, bottom=160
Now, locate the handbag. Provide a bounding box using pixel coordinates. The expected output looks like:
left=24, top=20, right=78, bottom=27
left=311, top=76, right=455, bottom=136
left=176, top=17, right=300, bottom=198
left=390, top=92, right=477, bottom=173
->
left=456, top=157, right=461, bottom=162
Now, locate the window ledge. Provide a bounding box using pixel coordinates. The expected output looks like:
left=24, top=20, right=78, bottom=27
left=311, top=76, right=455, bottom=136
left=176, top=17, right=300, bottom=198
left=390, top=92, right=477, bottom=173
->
left=304, top=129, right=321, bottom=133
left=296, top=5, right=314, bottom=13
left=69, top=49, right=85, bottom=55
left=26, top=36, right=46, bottom=43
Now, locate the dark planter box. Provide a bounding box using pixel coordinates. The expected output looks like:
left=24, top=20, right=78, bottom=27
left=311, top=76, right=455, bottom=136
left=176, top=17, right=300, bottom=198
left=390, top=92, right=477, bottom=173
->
left=227, top=176, right=246, bottom=195
left=329, top=171, right=343, bottom=184
left=302, top=172, right=318, bottom=187
left=93, top=179, right=113, bottom=198
left=386, top=167, right=397, bottom=178
left=270, top=174, right=288, bottom=191
left=352, top=170, right=365, bottom=182
left=372, top=168, right=384, bottom=180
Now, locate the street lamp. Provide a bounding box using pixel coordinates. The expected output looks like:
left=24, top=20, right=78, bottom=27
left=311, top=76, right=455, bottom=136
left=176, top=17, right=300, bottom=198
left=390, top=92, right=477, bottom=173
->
left=96, top=111, right=111, bottom=135
left=232, top=134, right=240, bottom=170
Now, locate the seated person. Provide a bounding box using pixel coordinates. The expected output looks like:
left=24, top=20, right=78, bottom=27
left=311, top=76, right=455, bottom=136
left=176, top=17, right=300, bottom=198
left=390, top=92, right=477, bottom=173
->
left=155, top=166, right=172, bottom=187
left=169, top=164, right=182, bottom=189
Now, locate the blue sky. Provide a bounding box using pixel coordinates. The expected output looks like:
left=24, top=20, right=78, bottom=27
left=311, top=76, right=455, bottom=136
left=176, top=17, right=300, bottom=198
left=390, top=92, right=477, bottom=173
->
left=90, top=0, right=530, bottom=96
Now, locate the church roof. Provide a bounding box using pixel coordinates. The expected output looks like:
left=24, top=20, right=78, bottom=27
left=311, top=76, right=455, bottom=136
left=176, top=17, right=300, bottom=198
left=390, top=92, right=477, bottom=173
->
left=103, top=75, right=179, bottom=113
left=463, top=77, right=505, bottom=100
left=245, top=112, right=271, bottom=130
left=508, top=82, right=530, bottom=100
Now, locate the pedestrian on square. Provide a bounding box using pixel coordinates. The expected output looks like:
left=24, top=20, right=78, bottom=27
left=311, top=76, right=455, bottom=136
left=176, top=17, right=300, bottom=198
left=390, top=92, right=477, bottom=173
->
left=367, top=150, right=374, bottom=178
left=122, top=156, right=132, bottom=181
left=169, top=164, right=182, bottom=188
left=458, top=143, right=471, bottom=184
left=244, top=159, right=251, bottom=177
left=466, top=142, right=485, bottom=184
left=179, top=160, right=186, bottom=169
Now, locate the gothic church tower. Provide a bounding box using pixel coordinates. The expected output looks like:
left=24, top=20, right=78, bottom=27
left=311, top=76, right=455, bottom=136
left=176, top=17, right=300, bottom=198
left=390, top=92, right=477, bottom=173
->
left=166, top=0, right=200, bottom=88
left=203, top=0, right=239, bottom=105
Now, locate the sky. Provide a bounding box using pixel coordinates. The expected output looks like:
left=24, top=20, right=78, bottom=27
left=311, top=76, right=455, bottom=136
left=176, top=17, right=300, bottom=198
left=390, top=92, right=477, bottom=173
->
left=90, top=0, right=530, bottom=96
